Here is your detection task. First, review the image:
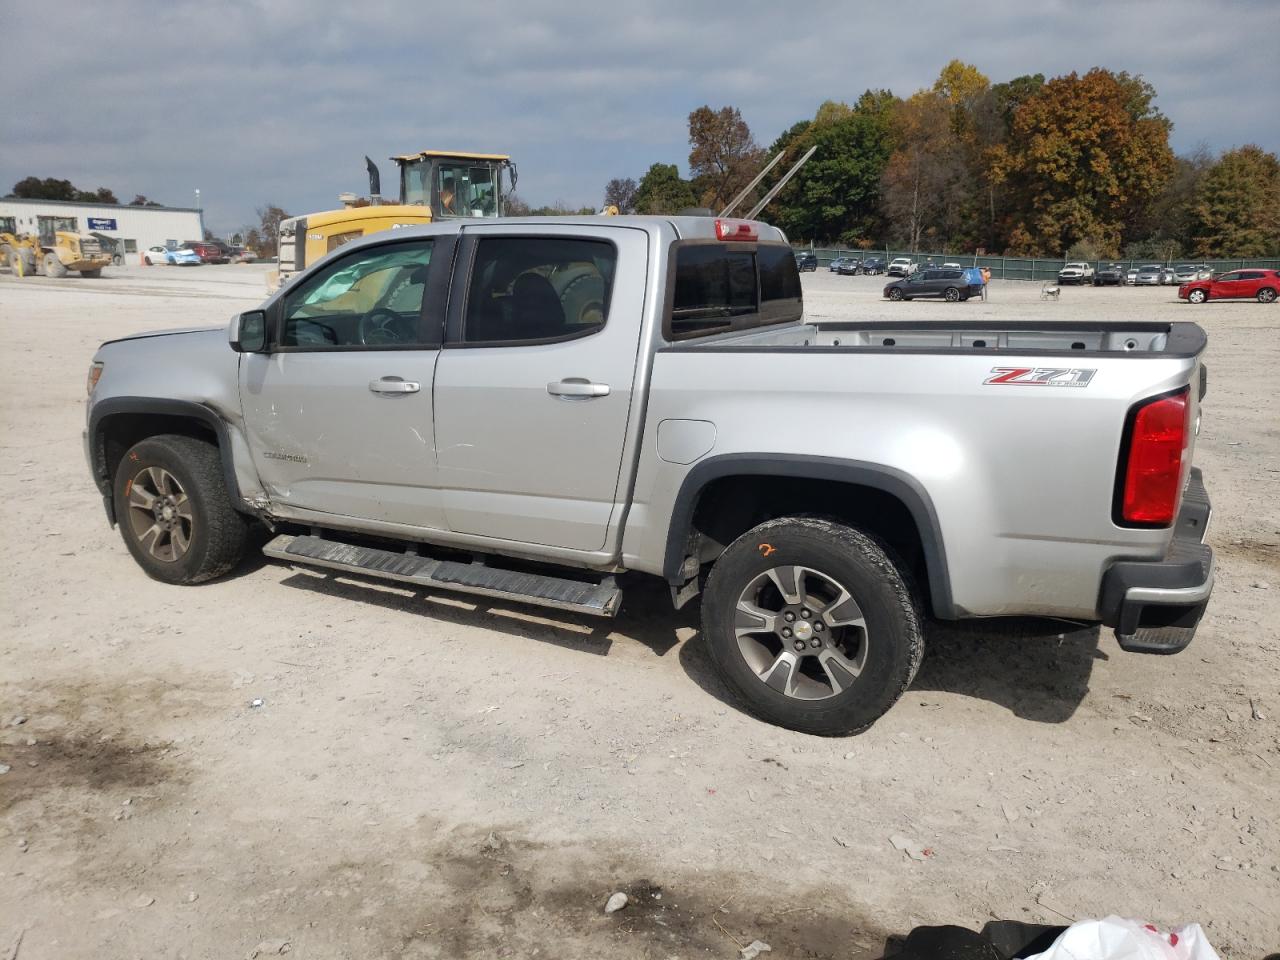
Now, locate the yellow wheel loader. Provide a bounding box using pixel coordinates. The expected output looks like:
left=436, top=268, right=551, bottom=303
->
left=1, top=230, right=112, bottom=278
left=271, top=151, right=515, bottom=290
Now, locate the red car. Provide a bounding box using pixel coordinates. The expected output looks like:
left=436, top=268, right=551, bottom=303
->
left=185, top=241, right=229, bottom=264
left=1179, top=268, right=1279, bottom=304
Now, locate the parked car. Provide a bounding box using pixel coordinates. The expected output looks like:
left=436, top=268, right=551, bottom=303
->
left=84, top=215, right=1215, bottom=735
left=942, top=262, right=962, bottom=269
left=835, top=258, right=861, bottom=276
left=795, top=252, right=817, bottom=272
left=1173, top=264, right=1211, bottom=283
left=1134, top=264, right=1164, bottom=286
left=1094, top=264, right=1126, bottom=286
left=1160, top=266, right=1178, bottom=285
left=1058, top=262, right=1095, bottom=285
left=1126, top=268, right=1139, bottom=285
left=860, top=257, right=885, bottom=275
left=1179, top=268, right=1280, bottom=304
left=185, top=241, right=229, bottom=264
left=828, top=257, right=849, bottom=273
left=883, top=267, right=972, bottom=301
left=887, top=256, right=917, bottom=277
left=144, top=245, right=201, bottom=266
left=228, top=246, right=254, bottom=264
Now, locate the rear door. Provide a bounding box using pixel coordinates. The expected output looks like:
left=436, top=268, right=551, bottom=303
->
left=432, top=224, right=648, bottom=552
left=239, top=235, right=451, bottom=529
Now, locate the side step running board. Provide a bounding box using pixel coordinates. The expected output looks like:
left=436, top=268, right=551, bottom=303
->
left=262, top=534, right=622, bottom=618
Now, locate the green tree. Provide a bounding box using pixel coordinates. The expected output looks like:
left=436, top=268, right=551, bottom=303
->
left=633, top=163, right=697, bottom=215
left=1188, top=145, right=1280, bottom=257
left=8, top=177, right=118, bottom=203
left=129, top=194, right=163, bottom=207
left=765, top=96, right=896, bottom=243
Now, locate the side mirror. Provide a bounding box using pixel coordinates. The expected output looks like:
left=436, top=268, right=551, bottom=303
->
left=229, top=310, right=267, bottom=352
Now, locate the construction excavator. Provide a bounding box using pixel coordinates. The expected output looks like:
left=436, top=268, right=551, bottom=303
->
left=272, top=150, right=516, bottom=289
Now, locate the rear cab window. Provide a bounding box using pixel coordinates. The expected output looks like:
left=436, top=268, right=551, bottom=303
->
left=666, top=242, right=802, bottom=341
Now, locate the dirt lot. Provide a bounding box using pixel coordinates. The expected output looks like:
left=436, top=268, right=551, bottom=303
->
left=1, top=264, right=1277, bottom=959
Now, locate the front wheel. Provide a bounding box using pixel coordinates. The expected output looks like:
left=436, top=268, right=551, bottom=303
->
left=43, top=253, right=68, bottom=278
left=1188, top=289, right=1207, bottom=304
left=144, top=256, right=153, bottom=266
left=943, top=286, right=960, bottom=302
left=701, top=517, right=923, bottom=735
left=888, top=288, right=903, bottom=301
left=1258, top=288, right=1277, bottom=304
left=113, top=435, right=250, bottom=584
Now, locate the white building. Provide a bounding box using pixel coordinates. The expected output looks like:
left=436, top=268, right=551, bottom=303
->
left=0, top=198, right=204, bottom=262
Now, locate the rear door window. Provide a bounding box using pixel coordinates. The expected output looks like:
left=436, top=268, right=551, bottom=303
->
left=668, top=242, right=802, bottom=340
left=462, top=237, right=616, bottom=344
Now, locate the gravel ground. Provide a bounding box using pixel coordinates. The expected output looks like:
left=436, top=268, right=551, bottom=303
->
left=1, top=264, right=1277, bottom=959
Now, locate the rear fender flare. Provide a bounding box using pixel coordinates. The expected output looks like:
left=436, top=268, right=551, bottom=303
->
left=662, top=453, right=955, bottom=618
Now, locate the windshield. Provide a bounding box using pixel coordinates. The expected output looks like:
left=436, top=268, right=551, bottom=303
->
left=400, top=158, right=504, bottom=217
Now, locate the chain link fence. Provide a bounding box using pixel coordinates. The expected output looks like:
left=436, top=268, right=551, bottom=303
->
left=801, top=246, right=1280, bottom=282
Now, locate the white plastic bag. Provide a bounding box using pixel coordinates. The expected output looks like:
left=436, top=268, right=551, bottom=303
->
left=1024, top=916, right=1220, bottom=960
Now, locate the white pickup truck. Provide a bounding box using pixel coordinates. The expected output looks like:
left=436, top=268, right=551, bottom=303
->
left=1058, top=262, right=1096, bottom=285
left=84, top=216, right=1215, bottom=734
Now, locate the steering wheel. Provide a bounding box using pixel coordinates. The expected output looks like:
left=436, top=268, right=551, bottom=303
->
left=358, top=308, right=405, bottom=346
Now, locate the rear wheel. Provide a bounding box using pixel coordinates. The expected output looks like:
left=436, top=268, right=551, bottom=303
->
left=113, top=435, right=250, bottom=584
left=1258, top=288, right=1277, bottom=304
left=43, top=253, right=67, bottom=278
left=701, top=517, right=923, bottom=735
left=943, top=286, right=960, bottom=302
left=1188, top=289, right=1207, bottom=304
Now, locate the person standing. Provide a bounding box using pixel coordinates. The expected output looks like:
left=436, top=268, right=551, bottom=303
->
left=981, top=265, right=991, bottom=300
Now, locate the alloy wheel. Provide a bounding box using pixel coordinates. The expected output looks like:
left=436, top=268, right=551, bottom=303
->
left=734, top=565, right=869, bottom=701
left=126, top=466, right=194, bottom=562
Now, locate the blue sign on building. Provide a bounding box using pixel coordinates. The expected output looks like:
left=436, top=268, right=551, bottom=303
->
left=87, top=217, right=118, bottom=231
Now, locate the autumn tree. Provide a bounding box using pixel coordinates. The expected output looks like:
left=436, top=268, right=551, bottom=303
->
left=256, top=204, right=291, bottom=256
left=1187, top=145, right=1280, bottom=257
left=687, top=105, right=764, bottom=212
left=632, top=163, right=696, bottom=215
left=988, top=69, right=1174, bottom=256
left=603, top=177, right=638, bottom=214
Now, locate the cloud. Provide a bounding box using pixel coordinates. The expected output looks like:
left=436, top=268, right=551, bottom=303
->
left=1, top=0, right=1275, bottom=234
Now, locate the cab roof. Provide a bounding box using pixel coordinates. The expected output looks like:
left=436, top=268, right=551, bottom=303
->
left=391, top=150, right=512, bottom=162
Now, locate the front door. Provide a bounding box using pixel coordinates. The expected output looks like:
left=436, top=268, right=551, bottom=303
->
left=1209, top=271, right=1246, bottom=299
left=239, top=236, right=450, bottom=529
left=432, top=225, right=647, bottom=552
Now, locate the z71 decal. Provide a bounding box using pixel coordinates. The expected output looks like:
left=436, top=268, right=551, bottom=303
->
left=984, top=367, right=1097, bottom=388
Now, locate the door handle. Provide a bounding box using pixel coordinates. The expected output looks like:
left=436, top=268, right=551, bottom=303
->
left=547, top=378, right=610, bottom=399
left=369, top=377, right=420, bottom=394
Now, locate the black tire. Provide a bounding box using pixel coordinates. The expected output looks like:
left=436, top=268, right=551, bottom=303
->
left=701, top=517, right=923, bottom=736
left=1258, top=287, right=1277, bottom=304
left=943, top=286, right=960, bottom=302
left=112, top=254, right=124, bottom=266
left=888, top=288, right=903, bottom=301
left=1188, top=289, right=1207, bottom=304
left=144, top=256, right=153, bottom=266
left=113, top=434, right=250, bottom=584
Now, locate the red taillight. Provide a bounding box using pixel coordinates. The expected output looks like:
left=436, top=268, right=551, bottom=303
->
left=715, top=219, right=758, bottom=241
left=1119, top=388, right=1190, bottom=525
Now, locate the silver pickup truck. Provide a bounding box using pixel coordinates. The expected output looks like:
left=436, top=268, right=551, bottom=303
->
left=84, top=216, right=1214, bottom=734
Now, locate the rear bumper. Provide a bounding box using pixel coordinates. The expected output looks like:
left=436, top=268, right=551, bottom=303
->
left=1099, top=468, right=1213, bottom=654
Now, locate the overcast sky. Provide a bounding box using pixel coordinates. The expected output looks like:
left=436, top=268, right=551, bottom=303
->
left=2, top=0, right=1276, bottom=236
